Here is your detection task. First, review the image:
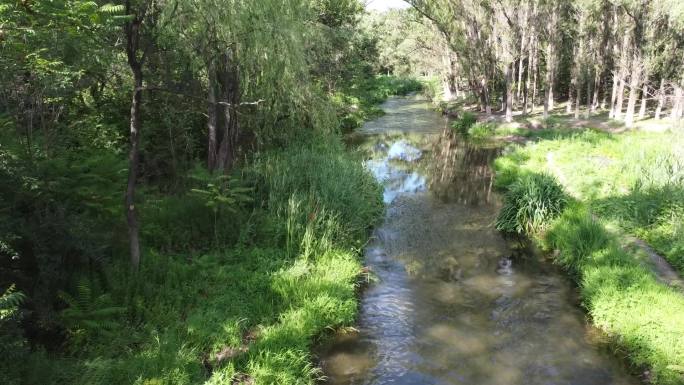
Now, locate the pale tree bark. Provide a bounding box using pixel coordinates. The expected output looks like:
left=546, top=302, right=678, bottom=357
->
left=575, top=73, right=582, bottom=119
left=206, top=61, right=218, bottom=170
left=624, top=55, right=642, bottom=128
left=523, top=37, right=533, bottom=115
left=568, top=37, right=580, bottom=115
left=671, top=83, right=683, bottom=121
left=591, top=71, right=600, bottom=112
left=586, top=67, right=593, bottom=119
left=505, top=61, right=513, bottom=122
left=543, top=3, right=557, bottom=120
left=481, top=76, right=492, bottom=115
left=531, top=45, right=538, bottom=113
left=609, top=70, right=619, bottom=117
left=638, top=82, right=648, bottom=119
left=654, top=78, right=665, bottom=119
left=613, top=34, right=630, bottom=120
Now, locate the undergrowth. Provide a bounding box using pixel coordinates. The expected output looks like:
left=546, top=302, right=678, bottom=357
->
left=13, top=136, right=383, bottom=385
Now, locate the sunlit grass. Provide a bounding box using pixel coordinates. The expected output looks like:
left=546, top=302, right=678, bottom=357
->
left=495, top=127, right=684, bottom=384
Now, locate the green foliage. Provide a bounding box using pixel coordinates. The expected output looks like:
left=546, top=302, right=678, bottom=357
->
left=467, top=122, right=496, bottom=139
left=59, top=279, right=125, bottom=353
left=0, top=284, right=25, bottom=320
left=496, top=173, right=568, bottom=234
left=0, top=284, right=28, bottom=384
left=190, top=169, right=254, bottom=247
left=450, top=111, right=477, bottom=135
left=31, top=138, right=382, bottom=385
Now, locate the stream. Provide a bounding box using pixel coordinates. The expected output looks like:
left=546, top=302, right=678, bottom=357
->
left=318, top=95, right=639, bottom=385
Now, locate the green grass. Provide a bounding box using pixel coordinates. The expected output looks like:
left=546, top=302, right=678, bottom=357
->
left=545, top=205, right=684, bottom=385
left=495, top=172, right=567, bottom=234
left=495, top=128, right=684, bottom=272
left=494, top=125, right=684, bottom=385
left=14, top=137, right=383, bottom=385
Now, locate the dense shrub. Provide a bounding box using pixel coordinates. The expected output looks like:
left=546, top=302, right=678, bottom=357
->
left=495, top=173, right=568, bottom=234
left=451, top=111, right=477, bottom=135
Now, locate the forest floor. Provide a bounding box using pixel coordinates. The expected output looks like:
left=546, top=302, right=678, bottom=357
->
left=487, top=104, right=684, bottom=384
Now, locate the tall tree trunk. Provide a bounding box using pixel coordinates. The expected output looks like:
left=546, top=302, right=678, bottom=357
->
left=655, top=78, right=665, bottom=119
left=568, top=44, right=579, bottom=115
left=480, top=76, right=491, bottom=115
left=613, top=34, right=630, bottom=120
left=575, top=73, right=582, bottom=119
left=671, top=83, right=683, bottom=120
left=505, top=62, right=513, bottom=122
left=591, top=71, right=600, bottom=112
left=531, top=49, right=538, bottom=113
left=586, top=67, right=593, bottom=119
left=126, top=68, right=142, bottom=270
left=206, top=63, right=218, bottom=170
left=524, top=38, right=533, bottom=115
left=638, top=81, right=648, bottom=119
left=624, top=55, right=642, bottom=128
left=609, top=70, right=619, bottom=118
left=124, top=9, right=144, bottom=270
left=216, top=51, right=240, bottom=172
left=543, top=5, right=557, bottom=119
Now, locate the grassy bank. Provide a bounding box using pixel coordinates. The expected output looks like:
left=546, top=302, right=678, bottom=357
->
left=493, top=127, right=684, bottom=384
left=8, top=136, right=383, bottom=385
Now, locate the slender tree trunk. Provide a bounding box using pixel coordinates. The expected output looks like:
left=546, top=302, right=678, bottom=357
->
left=505, top=62, right=513, bottom=122
left=524, top=39, right=533, bottom=115
left=638, top=81, right=648, bottom=119
left=671, top=83, right=683, bottom=120
left=124, top=9, right=144, bottom=270
left=624, top=55, right=642, bottom=128
left=591, top=71, right=600, bottom=112
left=613, top=34, right=630, bottom=120
left=568, top=43, right=579, bottom=115
left=531, top=52, right=538, bottom=113
left=575, top=73, right=582, bottom=119
left=609, top=70, right=619, bottom=118
left=543, top=6, right=557, bottom=119
left=481, top=76, right=491, bottom=115
left=655, top=78, right=665, bottom=119
left=126, top=69, right=142, bottom=270
left=206, top=63, right=218, bottom=170
left=586, top=68, right=593, bottom=119
left=216, top=52, right=240, bottom=172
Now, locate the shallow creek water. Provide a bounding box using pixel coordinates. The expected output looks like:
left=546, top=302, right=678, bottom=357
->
left=318, top=95, right=639, bottom=385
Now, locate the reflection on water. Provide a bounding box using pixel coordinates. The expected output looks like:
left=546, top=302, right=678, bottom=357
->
left=319, top=95, right=638, bottom=385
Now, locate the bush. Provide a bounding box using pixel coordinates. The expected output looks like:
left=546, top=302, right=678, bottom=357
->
left=496, top=173, right=568, bottom=234
left=468, top=122, right=495, bottom=139
left=451, top=112, right=477, bottom=135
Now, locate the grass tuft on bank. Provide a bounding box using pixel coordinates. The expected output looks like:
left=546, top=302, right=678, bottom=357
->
left=494, top=127, right=684, bottom=385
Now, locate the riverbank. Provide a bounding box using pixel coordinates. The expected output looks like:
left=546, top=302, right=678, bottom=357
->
left=5, top=78, right=431, bottom=384
left=491, top=117, right=684, bottom=384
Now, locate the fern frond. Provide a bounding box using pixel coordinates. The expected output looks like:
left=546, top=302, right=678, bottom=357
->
left=99, top=3, right=125, bottom=14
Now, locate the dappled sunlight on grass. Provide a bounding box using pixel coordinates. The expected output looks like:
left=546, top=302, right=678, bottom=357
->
left=544, top=206, right=684, bottom=385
